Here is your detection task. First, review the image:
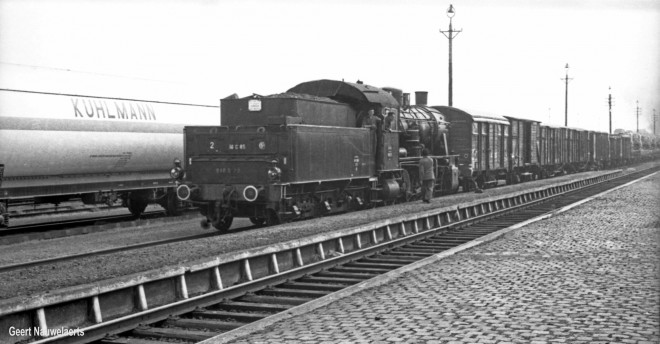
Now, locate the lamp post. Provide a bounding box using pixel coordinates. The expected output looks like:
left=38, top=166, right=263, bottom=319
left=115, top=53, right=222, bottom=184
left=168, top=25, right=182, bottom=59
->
left=440, top=4, right=461, bottom=107
left=561, top=63, right=572, bottom=126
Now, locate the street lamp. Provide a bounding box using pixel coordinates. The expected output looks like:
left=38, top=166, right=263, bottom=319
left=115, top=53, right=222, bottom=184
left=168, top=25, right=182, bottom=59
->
left=440, top=4, right=461, bottom=107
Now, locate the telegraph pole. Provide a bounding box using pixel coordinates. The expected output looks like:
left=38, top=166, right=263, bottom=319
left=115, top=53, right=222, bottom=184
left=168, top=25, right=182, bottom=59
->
left=440, top=4, right=461, bottom=107
left=561, top=63, right=572, bottom=126
left=608, top=87, right=613, bottom=134
left=636, top=100, right=640, bottom=133
left=654, top=109, right=657, bottom=135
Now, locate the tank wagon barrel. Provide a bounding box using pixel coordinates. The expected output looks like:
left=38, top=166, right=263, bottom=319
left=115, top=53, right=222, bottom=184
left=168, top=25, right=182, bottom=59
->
left=0, top=89, right=220, bottom=226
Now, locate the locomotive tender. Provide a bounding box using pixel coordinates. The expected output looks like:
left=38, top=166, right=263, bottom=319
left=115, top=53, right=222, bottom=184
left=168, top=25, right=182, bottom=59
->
left=173, top=79, right=460, bottom=230
left=0, top=89, right=220, bottom=226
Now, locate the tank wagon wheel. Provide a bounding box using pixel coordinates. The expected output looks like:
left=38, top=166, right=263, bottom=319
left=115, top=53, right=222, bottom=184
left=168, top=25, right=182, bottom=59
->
left=164, top=191, right=181, bottom=216
left=127, top=192, right=149, bottom=217
left=0, top=202, right=7, bottom=227
left=249, top=217, right=266, bottom=226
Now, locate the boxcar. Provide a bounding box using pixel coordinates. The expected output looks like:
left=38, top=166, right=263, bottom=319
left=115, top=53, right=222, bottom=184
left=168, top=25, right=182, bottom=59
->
left=503, top=116, right=541, bottom=181
left=566, top=127, right=590, bottom=171
left=538, top=125, right=555, bottom=176
left=588, top=131, right=610, bottom=169
left=609, top=134, right=623, bottom=166
left=621, top=133, right=632, bottom=163
left=434, top=107, right=509, bottom=189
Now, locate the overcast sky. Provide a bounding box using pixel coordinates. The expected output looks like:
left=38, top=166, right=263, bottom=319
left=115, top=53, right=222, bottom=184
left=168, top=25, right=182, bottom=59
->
left=1, top=0, right=658, bottom=133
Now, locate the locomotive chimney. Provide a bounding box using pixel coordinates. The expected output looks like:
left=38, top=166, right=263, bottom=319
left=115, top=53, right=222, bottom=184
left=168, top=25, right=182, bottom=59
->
left=403, top=93, right=410, bottom=108
left=415, top=91, right=428, bottom=106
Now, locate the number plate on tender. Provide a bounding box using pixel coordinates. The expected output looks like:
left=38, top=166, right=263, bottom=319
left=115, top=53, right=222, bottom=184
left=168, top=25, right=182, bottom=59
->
left=208, top=139, right=219, bottom=152
left=248, top=99, right=262, bottom=111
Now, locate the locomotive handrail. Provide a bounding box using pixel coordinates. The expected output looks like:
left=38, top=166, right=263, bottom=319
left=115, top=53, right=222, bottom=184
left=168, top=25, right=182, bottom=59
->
left=399, top=154, right=458, bottom=162
left=191, top=156, right=276, bottom=163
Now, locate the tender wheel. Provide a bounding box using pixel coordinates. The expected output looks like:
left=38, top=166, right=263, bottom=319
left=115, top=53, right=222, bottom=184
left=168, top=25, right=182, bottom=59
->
left=211, top=215, right=233, bottom=232
left=266, top=209, right=280, bottom=226
left=209, top=205, right=233, bottom=232
left=249, top=217, right=266, bottom=226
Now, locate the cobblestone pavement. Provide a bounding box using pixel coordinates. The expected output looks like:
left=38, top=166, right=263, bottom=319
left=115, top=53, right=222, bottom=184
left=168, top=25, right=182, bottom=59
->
left=226, top=173, right=660, bottom=344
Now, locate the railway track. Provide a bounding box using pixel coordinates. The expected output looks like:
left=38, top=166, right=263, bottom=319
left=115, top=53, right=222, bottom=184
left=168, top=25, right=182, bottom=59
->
left=1, top=209, right=166, bottom=235
left=4, top=165, right=655, bottom=344
left=0, top=217, right=264, bottom=274
left=95, top=166, right=658, bottom=344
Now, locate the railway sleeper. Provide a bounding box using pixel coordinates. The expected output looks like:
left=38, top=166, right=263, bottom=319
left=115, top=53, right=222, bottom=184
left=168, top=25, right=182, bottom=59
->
left=101, top=337, right=169, bottom=344
left=409, top=241, right=459, bottom=248
left=239, top=294, right=311, bottom=305
left=315, top=270, right=379, bottom=279
left=384, top=251, right=432, bottom=258
left=364, top=256, right=421, bottom=264
left=259, top=287, right=333, bottom=298
left=330, top=266, right=394, bottom=274
left=211, top=301, right=293, bottom=313
left=398, top=245, right=444, bottom=253
left=191, top=309, right=268, bottom=322
left=131, top=326, right=215, bottom=342
left=298, top=275, right=365, bottom=285
left=165, top=317, right=245, bottom=331
left=279, top=281, right=348, bottom=291
left=437, top=234, right=486, bottom=241
left=344, top=261, right=407, bottom=269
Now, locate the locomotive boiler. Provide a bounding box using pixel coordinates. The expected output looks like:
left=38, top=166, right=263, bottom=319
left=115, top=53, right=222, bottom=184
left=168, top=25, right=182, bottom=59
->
left=172, top=79, right=459, bottom=231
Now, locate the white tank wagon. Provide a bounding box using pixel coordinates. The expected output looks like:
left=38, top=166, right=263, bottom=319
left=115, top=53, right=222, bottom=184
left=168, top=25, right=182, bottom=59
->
left=0, top=89, right=220, bottom=226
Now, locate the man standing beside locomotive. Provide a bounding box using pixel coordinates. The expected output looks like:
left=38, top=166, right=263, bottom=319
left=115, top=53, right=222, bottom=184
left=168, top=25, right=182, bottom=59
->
left=362, top=108, right=381, bottom=128
left=418, top=148, right=435, bottom=203
left=383, top=111, right=395, bottom=131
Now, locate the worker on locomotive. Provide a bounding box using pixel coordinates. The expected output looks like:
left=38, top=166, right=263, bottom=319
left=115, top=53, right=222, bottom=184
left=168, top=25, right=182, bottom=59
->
left=170, top=79, right=460, bottom=231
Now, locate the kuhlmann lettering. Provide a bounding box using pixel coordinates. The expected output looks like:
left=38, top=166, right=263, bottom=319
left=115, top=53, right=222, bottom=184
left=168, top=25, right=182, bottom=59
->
left=72, top=97, right=156, bottom=121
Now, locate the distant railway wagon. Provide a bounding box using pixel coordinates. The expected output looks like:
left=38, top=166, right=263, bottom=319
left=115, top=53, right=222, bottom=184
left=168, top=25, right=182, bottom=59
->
left=589, top=131, right=610, bottom=168
left=503, top=116, right=541, bottom=182
left=433, top=106, right=510, bottom=189
left=0, top=89, right=220, bottom=226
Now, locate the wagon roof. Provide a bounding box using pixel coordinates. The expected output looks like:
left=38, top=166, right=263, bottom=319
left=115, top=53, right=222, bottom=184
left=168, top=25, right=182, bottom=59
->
left=287, top=79, right=399, bottom=108
left=502, top=115, right=541, bottom=123
left=433, top=106, right=510, bottom=125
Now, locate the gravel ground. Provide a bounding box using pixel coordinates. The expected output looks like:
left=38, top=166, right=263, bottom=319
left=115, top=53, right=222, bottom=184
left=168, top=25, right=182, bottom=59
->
left=0, top=167, right=643, bottom=300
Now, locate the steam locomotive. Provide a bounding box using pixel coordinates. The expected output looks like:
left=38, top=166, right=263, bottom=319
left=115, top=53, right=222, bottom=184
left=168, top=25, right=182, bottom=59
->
left=171, top=79, right=459, bottom=230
